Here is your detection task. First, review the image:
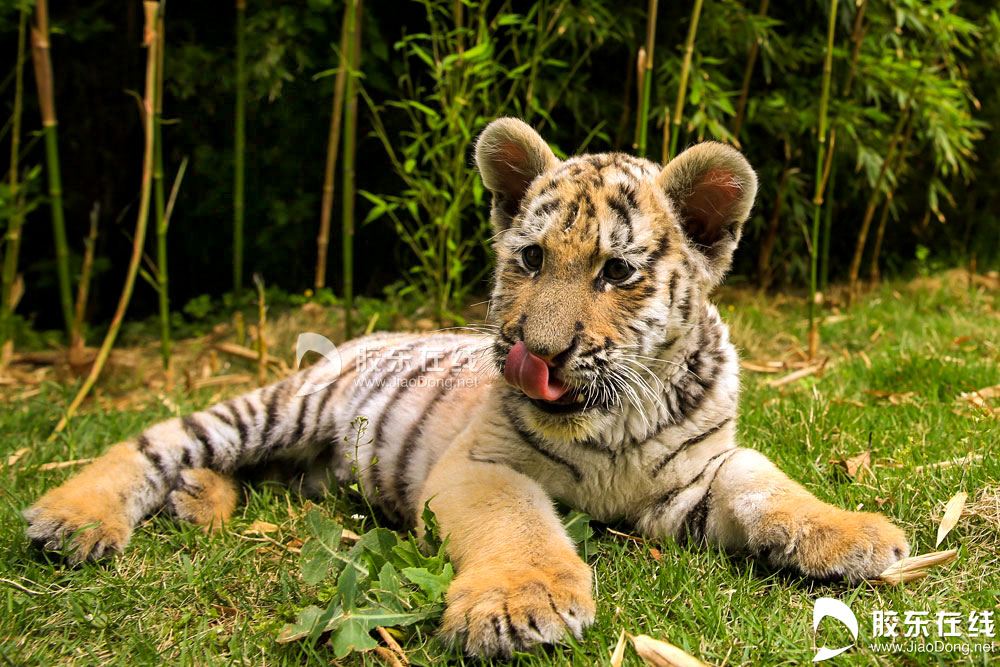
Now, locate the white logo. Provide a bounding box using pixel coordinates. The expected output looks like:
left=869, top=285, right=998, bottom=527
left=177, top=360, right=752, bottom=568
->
left=294, top=333, right=343, bottom=397
left=813, top=597, right=858, bottom=662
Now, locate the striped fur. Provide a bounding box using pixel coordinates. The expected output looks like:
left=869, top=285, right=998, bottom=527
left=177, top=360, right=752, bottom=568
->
left=25, top=118, right=909, bottom=659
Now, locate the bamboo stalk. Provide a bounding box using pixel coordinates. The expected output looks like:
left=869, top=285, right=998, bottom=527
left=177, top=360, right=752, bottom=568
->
left=847, top=72, right=921, bottom=302
left=815, top=126, right=837, bottom=291
left=29, top=0, right=72, bottom=335
left=808, top=0, right=838, bottom=360
left=869, top=116, right=915, bottom=284
left=613, top=48, right=635, bottom=151
left=635, top=0, right=659, bottom=157
left=452, top=0, right=464, bottom=53
left=632, top=47, right=646, bottom=151
left=341, top=0, right=361, bottom=339
left=233, top=0, right=247, bottom=296
left=757, top=152, right=796, bottom=289
left=70, top=204, right=99, bottom=354
left=820, top=0, right=866, bottom=292
left=153, top=3, right=170, bottom=369
left=314, top=5, right=351, bottom=290
left=730, top=0, right=769, bottom=145
left=51, top=2, right=161, bottom=437
left=1, top=1, right=29, bottom=365
left=842, top=0, right=868, bottom=97
left=866, top=195, right=892, bottom=287
left=253, top=273, right=267, bottom=386
left=668, top=0, right=705, bottom=160
left=819, top=159, right=836, bottom=291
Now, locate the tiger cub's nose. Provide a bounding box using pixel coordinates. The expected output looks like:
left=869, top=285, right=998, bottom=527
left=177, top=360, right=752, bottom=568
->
left=525, top=336, right=578, bottom=369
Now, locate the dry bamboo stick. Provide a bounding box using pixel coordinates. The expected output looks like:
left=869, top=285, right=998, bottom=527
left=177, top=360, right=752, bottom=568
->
left=29, top=0, right=73, bottom=333
left=730, top=0, right=769, bottom=145
left=314, top=5, right=351, bottom=290
left=51, top=3, right=161, bottom=437
left=635, top=0, right=659, bottom=157
left=667, top=0, right=705, bottom=160
left=807, top=0, right=838, bottom=360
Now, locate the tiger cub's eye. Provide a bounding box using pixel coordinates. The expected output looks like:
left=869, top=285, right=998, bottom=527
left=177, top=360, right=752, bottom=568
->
left=522, top=245, right=543, bottom=271
left=602, top=258, right=634, bottom=283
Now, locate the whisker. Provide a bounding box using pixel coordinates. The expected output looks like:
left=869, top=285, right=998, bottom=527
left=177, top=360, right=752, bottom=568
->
left=619, top=352, right=703, bottom=383
left=608, top=365, right=651, bottom=431
left=429, top=325, right=499, bottom=337
left=619, top=357, right=666, bottom=394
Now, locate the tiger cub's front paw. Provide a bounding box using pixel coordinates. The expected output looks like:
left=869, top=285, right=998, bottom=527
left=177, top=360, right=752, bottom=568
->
left=759, top=505, right=909, bottom=582
left=166, top=468, right=238, bottom=531
left=23, top=486, right=132, bottom=565
left=441, top=559, right=596, bottom=658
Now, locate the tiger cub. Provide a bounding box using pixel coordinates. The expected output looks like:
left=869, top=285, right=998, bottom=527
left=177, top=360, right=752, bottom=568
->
left=25, top=118, right=909, bottom=658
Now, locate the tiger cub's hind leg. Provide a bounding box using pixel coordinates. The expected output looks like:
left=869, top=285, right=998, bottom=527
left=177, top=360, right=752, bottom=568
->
left=166, top=468, right=239, bottom=531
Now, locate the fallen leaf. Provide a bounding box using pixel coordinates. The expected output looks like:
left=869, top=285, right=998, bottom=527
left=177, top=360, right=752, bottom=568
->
left=832, top=398, right=866, bottom=408
left=831, top=451, right=873, bottom=481
left=864, top=389, right=916, bottom=405
left=876, top=549, right=958, bottom=585
left=956, top=386, right=1000, bottom=417
left=211, top=604, right=241, bottom=617
left=341, top=528, right=361, bottom=542
left=244, top=520, right=279, bottom=535
left=875, top=497, right=891, bottom=506
left=952, top=335, right=972, bottom=345
left=630, top=634, right=708, bottom=667
left=936, top=492, right=968, bottom=548
left=649, top=548, right=662, bottom=561
left=6, top=448, right=28, bottom=467
left=610, top=628, right=627, bottom=667
left=874, top=570, right=929, bottom=585
left=766, top=359, right=827, bottom=388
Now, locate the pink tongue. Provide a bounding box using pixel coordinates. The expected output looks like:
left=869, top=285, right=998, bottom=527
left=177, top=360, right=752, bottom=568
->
left=504, top=341, right=570, bottom=402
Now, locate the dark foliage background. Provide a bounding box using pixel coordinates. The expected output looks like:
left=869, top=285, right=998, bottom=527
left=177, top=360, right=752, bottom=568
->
left=1, top=0, right=998, bottom=333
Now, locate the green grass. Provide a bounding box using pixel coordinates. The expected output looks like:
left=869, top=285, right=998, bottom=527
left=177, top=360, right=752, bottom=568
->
left=1, top=272, right=998, bottom=666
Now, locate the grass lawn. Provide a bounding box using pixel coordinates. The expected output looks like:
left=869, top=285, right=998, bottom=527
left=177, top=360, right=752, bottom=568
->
left=1, top=270, right=998, bottom=666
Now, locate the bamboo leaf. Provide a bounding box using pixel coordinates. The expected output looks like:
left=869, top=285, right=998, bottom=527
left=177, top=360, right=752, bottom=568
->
left=877, top=549, right=958, bottom=585
left=630, top=634, right=708, bottom=667
left=936, top=492, right=968, bottom=548
left=610, top=628, right=627, bottom=667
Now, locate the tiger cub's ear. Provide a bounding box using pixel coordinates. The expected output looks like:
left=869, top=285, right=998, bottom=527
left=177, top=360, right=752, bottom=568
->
left=658, top=142, right=757, bottom=284
left=475, top=118, right=559, bottom=232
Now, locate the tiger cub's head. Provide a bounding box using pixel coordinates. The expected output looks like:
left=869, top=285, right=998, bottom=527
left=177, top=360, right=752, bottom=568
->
left=476, top=118, right=756, bottom=426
